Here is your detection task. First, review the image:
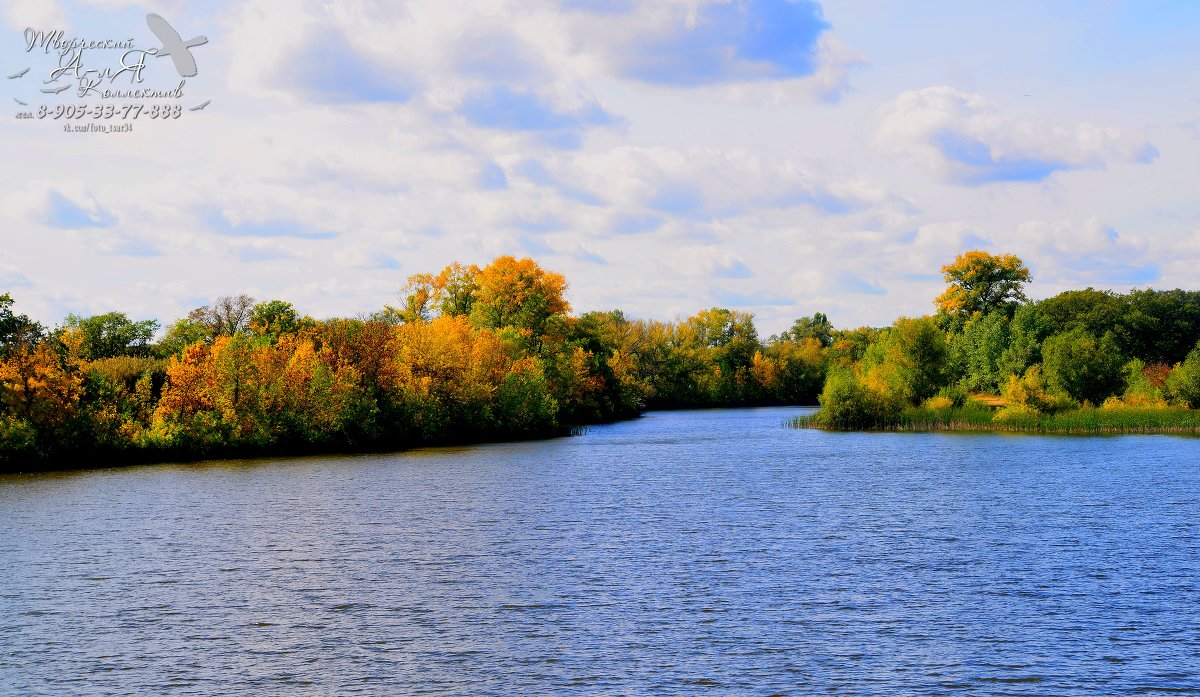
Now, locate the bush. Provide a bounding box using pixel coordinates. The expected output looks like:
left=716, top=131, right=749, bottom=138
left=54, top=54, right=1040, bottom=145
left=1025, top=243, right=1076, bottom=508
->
left=1002, top=364, right=1076, bottom=414
left=1041, top=328, right=1126, bottom=405
left=817, top=369, right=903, bottom=429
left=1102, top=359, right=1168, bottom=409
left=935, top=384, right=969, bottom=407
left=0, top=415, right=39, bottom=463
left=923, top=395, right=954, bottom=410
left=993, top=403, right=1041, bottom=424
left=1165, top=343, right=1200, bottom=408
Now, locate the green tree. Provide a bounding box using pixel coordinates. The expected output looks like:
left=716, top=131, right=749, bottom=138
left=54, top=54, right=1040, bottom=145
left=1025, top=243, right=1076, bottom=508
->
left=0, top=293, right=43, bottom=358
left=862, top=316, right=950, bottom=405
left=1041, top=327, right=1126, bottom=405
left=955, top=311, right=1010, bottom=392
left=817, top=368, right=903, bottom=429
left=249, top=300, right=309, bottom=342
left=996, top=302, right=1051, bottom=380
left=777, top=312, right=833, bottom=347
left=156, top=318, right=210, bottom=357
left=62, top=312, right=159, bottom=360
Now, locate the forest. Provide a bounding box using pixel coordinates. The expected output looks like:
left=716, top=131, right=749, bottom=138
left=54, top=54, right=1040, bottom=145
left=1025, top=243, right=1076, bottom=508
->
left=3, top=251, right=1200, bottom=468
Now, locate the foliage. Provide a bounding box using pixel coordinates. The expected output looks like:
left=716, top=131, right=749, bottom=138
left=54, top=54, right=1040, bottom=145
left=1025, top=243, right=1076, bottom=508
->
left=815, top=369, right=903, bottom=430
left=1165, top=342, right=1200, bottom=409
left=1040, top=328, right=1125, bottom=405
left=1102, top=359, right=1168, bottom=409
left=10, top=249, right=1200, bottom=465
left=859, top=316, right=949, bottom=405
left=1001, top=364, right=1076, bottom=415
left=953, top=311, right=1010, bottom=392
left=62, top=312, right=159, bottom=360
left=774, top=312, right=833, bottom=347
left=0, top=293, right=44, bottom=358
left=469, top=256, right=569, bottom=337
left=934, top=250, right=1030, bottom=320
left=250, top=300, right=312, bottom=342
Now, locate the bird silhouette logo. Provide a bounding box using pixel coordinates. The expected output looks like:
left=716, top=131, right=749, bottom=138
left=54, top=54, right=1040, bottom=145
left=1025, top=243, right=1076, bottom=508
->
left=146, top=14, right=208, bottom=78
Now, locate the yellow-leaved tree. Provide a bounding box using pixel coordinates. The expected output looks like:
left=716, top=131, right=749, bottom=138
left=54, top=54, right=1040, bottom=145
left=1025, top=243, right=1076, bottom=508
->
left=935, top=251, right=1031, bottom=320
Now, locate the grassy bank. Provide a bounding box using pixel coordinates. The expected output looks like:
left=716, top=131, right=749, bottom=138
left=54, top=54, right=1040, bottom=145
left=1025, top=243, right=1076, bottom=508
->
left=791, top=405, right=1200, bottom=435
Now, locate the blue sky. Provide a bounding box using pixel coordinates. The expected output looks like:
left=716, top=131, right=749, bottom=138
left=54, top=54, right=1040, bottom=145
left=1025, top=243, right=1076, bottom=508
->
left=1, top=0, right=1198, bottom=334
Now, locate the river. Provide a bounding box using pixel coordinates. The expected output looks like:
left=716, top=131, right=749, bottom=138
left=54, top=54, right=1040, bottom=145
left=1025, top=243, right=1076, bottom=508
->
left=2, top=407, right=1199, bottom=694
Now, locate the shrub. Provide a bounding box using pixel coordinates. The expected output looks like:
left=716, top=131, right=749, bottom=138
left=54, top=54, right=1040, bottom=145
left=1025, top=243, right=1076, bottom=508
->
left=1041, top=328, right=1126, bottom=405
left=993, top=403, right=1041, bottom=424
left=0, top=415, right=39, bottom=463
left=1102, top=359, right=1168, bottom=409
left=1165, top=343, right=1200, bottom=408
left=817, top=369, right=903, bottom=429
left=1002, top=364, right=1076, bottom=414
left=923, top=395, right=955, bottom=410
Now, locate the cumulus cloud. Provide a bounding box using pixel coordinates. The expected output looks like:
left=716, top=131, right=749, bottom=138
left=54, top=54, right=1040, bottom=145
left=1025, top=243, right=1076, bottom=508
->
left=3, top=0, right=67, bottom=31
left=876, top=86, right=1158, bottom=185
left=206, top=208, right=337, bottom=240
left=568, top=0, right=828, bottom=84
left=1008, top=217, right=1157, bottom=286
left=565, top=0, right=859, bottom=101
left=666, top=247, right=754, bottom=279
left=530, top=147, right=887, bottom=222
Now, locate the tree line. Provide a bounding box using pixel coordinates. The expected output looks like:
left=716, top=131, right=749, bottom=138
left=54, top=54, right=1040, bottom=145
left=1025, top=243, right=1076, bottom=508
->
left=0, top=256, right=826, bottom=468
left=5, top=252, right=1200, bottom=465
left=814, top=251, right=1200, bottom=429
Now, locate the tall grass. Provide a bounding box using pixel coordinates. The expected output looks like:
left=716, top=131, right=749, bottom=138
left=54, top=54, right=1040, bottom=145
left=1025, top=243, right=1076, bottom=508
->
left=791, top=405, right=1200, bottom=434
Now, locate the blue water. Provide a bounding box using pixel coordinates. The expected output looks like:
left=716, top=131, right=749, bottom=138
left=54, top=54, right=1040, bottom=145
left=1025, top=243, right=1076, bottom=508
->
left=2, top=407, right=1199, bottom=694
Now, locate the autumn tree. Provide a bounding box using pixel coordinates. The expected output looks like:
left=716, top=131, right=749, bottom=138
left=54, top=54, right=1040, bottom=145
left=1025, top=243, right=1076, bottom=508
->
left=396, top=263, right=481, bottom=324
left=435, top=262, right=479, bottom=318
left=469, top=256, right=569, bottom=337
left=935, top=251, right=1031, bottom=321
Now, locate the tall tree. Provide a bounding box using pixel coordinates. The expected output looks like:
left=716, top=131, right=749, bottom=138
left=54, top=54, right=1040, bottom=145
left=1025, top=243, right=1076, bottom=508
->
left=469, top=257, right=569, bottom=336
left=189, top=295, right=256, bottom=339
left=935, top=251, right=1031, bottom=320
left=777, top=312, right=833, bottom=347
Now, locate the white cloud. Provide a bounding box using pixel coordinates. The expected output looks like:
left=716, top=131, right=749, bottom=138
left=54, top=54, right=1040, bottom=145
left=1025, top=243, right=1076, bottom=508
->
left=1008, top=217, right=1156, bottom=289
left=876, top=86, right=1158, bottom=185
left=3, top=0, right=67, bottom=31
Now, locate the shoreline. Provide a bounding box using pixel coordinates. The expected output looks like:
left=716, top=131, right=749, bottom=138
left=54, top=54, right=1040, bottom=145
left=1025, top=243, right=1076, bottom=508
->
left=792, top=405, right=1200, bottom=436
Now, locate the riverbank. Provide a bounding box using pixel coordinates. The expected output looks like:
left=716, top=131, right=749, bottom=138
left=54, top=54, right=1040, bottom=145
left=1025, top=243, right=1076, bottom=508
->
left=792, top=405, right=1200, bottom=435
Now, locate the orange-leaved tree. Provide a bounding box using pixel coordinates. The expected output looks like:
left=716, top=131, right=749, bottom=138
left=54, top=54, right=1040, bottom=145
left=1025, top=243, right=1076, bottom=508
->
left=469, top=256, right=570, bottom=337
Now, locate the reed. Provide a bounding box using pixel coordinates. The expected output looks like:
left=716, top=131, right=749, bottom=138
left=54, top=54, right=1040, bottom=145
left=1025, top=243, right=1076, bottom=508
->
left=792, top=405, right=1200, bottom=435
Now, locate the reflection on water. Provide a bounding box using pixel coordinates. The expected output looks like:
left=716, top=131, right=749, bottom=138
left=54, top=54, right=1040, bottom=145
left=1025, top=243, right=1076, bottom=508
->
left=2, top=407, right=1199, bottom=694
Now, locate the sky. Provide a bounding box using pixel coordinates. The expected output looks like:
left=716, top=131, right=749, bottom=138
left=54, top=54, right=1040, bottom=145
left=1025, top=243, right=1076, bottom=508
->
left=1, top=0, right=1198, bottom=335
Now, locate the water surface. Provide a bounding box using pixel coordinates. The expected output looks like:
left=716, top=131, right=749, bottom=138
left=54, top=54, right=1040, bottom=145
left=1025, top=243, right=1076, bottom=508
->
left=2, top=408, right=1199, bottom=694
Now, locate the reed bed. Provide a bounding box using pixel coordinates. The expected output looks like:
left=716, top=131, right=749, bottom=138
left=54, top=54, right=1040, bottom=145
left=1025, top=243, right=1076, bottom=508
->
left=791, top=406, right=1200, bottom=435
